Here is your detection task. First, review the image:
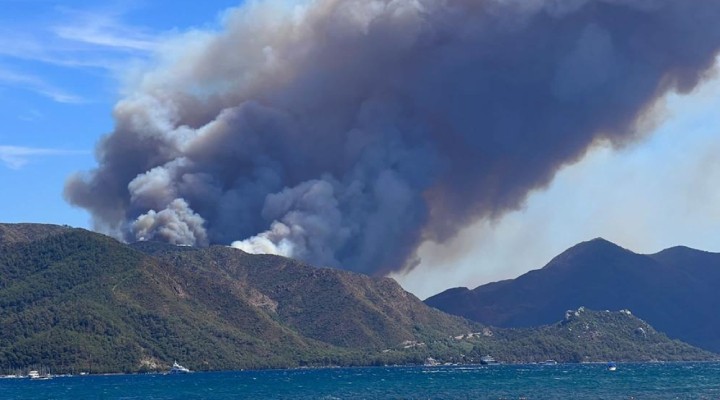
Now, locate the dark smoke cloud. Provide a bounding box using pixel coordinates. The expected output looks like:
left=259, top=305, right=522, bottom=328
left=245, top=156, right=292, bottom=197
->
left=65, top=0, right=720, bottom=274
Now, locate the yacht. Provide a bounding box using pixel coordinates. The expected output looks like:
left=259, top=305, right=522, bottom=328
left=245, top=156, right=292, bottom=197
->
left=28, top=370, right=51, bottom=380
left=480, top=355, right=498, bottom=365
left=169, top=361, right=191, bottom=374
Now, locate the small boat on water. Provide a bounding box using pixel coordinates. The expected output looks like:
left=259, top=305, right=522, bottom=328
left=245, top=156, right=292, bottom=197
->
left=480, top=355, right=498, bottom=365
left=424, top=357, right=440, bottom=367
left=541, top=360, right=558, bottom=366
left=607, top=362, right=617, bottom=371
left=28, top=370, right=52, bottom=380
left=169, top=361, right=191, bottom=374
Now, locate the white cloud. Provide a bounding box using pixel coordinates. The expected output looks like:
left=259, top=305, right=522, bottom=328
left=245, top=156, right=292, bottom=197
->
left=0, top=4, right=169, bottom=104
left=0, top=5, right=161, bottom=102
left=0, top=68, right=84, bottom=103
left=0, top=145, right=88, bottom=169
left=50, top=9, right=160, bottom=53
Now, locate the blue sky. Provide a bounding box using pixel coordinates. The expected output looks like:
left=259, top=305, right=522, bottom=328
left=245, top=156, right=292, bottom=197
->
left=0, top=0, right=240, bottom=226
left=1, top=0, right=719, bottom=298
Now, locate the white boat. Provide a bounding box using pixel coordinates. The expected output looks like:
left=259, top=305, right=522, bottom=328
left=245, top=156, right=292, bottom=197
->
left=169, top=361, right=191, bottom=374
left=28, top=370, right=51, bottom=380
left=424, top=357, right=440, bottom=366
left=541, top=360, right=558, bottom=365
left=607, top=362, right=617, bottom=371
left=480, top=355, right=498, bottom=365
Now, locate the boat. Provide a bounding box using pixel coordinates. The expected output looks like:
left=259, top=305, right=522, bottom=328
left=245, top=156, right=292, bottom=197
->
left=423, top=357, right=440, bottom=367
left=480, top=355, right=498, bottom=365
left=607, top=362, right=617, bottom=371
left=169, top=361, right=191, bottom=374
left=541, top=360, right=558, bottom=365
left=28, top=370, right=51, bottom=380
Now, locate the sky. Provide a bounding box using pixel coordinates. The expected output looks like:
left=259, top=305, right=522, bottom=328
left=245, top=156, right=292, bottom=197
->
left=1, top=0, right=719, bottom=299
left=0, top=0, right=239, bottom=226
left=390, top=74, right=720, bottom=298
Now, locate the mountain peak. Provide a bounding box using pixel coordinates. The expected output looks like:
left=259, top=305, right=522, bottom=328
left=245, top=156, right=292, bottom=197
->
left=425, top=236, right=720, bottom=354
left=651, top=245, right=713, bottom=257
left=577, top=237, right=625, bottom=250
left=649, top=245, right=720, bottom=269
left=541, top=237, right=632, bottom=271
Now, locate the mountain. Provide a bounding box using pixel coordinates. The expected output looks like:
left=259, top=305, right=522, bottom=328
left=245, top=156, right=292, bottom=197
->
left=463, top=307, right=713, bottom=363
left=0, top=226, right=714, bottom=374
left=130, top=241, right=474, bottom=350
left=0, top=223, right=71, bottom=244
left=0, top=223, right=476, bottom=373
left=425, top=238, right=720, bottom=352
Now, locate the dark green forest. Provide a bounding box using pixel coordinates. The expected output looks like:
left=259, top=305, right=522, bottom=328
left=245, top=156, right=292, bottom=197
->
left=0, top=224, right=714, bottom=374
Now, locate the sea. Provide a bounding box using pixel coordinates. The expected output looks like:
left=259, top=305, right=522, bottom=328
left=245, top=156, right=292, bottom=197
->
left=2, top=362, right=720, bottom=399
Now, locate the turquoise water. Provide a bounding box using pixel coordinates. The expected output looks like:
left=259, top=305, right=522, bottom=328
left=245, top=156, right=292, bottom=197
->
left=2, top=363, right=720, bottom=399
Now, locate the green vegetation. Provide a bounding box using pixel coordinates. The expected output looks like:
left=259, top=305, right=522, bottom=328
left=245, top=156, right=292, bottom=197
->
left=460, top=307, right=713, bottom=363
left=0, top=224, right=715, bottom=374
left=426, top=238, right=720, bottom=353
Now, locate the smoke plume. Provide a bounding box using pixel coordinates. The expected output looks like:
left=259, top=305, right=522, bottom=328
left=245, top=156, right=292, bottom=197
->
left=65, top=0, right=720, bottom=274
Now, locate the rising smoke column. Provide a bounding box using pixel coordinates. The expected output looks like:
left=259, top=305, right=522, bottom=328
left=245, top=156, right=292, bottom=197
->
left=65, top=0, right=720, bottom=274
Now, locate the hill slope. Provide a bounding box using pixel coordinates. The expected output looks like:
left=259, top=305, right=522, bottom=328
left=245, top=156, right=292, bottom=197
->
left=460, top=307, right=713, bottom=363
left=131, top=241, right=474, bottom=350
left=425, top=238, right=720, bottom=352
left=0, top=226, right=714, bottom=373
left=0, top=224, right=477, bottom=373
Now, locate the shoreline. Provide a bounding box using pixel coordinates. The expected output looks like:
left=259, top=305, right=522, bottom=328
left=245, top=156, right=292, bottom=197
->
left=4, top=359, right=720, bottom=379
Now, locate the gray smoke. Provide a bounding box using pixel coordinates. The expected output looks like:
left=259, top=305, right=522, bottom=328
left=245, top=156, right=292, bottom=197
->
left=65, top=0, right=720, bottom=274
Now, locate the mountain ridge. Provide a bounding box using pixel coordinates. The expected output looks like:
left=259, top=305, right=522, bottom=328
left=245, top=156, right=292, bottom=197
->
left=0, top=225, right=715, bottom=373
left=0, top=223, right=480, bottom=372
left=425, top=237, right=720, bottom=352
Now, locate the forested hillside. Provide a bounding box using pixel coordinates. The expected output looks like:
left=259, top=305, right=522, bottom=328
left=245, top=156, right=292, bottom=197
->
left=0, top=225, right=714, bottom=374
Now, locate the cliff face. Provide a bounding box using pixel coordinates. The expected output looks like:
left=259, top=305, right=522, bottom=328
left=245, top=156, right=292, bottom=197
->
left=425, top=238, right=720, bottom=352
